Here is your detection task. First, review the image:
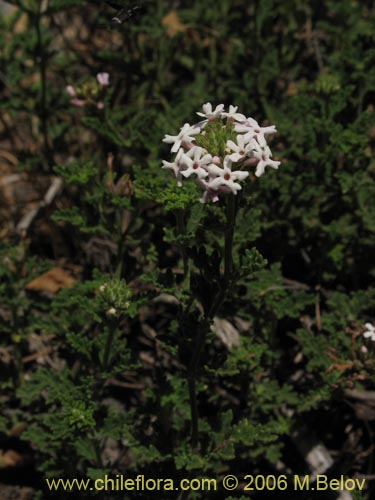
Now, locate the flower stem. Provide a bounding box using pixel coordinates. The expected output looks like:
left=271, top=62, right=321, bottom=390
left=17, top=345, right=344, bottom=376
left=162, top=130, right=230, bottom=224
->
left=115, top=241, right=125, bottom=279
left=34, top=3, right=53, bottom=169
left=187, top=318, right=209, bottom=451
left=115, top=210, right=126, bottom=278
left=180, top=196, right=236, bottom=452
left=207, top=195, right=237, bottom=318
left=186, top=195, right=237, bottom=451
left=223, top=195, right=236, bottom=287
left=175, top=210, right=190, bottom=290
left=103, top=323, right=116, bottom=370
left=187, top=375, right=199, bottom=450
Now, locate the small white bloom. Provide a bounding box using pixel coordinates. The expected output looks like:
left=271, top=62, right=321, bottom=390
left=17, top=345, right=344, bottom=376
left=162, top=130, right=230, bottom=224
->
left=364, top=322, right=375, bottom=341
left=162, top=148, right=185, bottom=186
left=207, top=156, right=249, bottom=194
left=251, top=141, right=281, bottom=177
left=180, top=146, right=212, bottom=180
left=99, top=284, right=107, bottom=293
left=222, top=105, right=246, bottom=122
left=197, top=102, right=225, bottom=121
left=107, top=307, right=117, bottom=316
left=163, top=123, right=200, bottom=153
left=235, top=117, right=277, bottom=147
left=226, top=134, right=254, bottom=162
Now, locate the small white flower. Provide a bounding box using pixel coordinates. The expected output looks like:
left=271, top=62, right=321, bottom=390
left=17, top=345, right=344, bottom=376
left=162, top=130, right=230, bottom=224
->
left=99, top=284, right=107, bottom=293
left=251, top=141, right=281, bottom=177
left=226, top=134, right=254, bottom=162
left=235, top=117, right=277, bottom=147
left=107, top=307, right=117, bottom=316
left=197, top=102, right=225, bottom=121
left=162, top=148, right=185, bottom=186
left=364, top=322, right=375, bottom=341
left=222, top=105, right=246, bottom=122
left=163, top=123, right=200, bottom=153
left=207, top=156, right=249, bottom=194
left=180, top=146, right=212, bottom=180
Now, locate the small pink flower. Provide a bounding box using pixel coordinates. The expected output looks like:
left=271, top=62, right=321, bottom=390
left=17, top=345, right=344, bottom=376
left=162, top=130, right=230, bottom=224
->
left=66, top=85, right=76, bottom=97
left=66, top=85, right=86, bottom=107
left=195, top=178, right=220, bottom=203
left=71, top=97, right=86, bottom=107
left=182, top=141, right=197, bottom=151
left=243, top=157, right=259, bottom=167
left=97, top=72, right=110, bottom=86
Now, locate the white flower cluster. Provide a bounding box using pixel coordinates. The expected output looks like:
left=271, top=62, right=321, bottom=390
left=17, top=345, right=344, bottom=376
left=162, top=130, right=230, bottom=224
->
left=162, top=103, right=280, bottom=203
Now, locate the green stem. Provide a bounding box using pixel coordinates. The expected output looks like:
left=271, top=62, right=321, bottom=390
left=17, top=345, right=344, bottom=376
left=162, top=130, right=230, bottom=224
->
left=187, top=375, right=199, bottom=451
left=105, top=116, right=129, bottom=148
left=186, top=196, right=237, bottom=450
left=115, top=211, right=126, bottom=278
left=103, top=323, right=116, bottom=370
left=207, top=195, right=237, bottom=319
left=115, top=241, right=125, bottom=278
left=223, top=195, right=236, bottom=287
left=175, top=210, right=190, bottom=290
left=34, top=4, right=53, bottom=168
left=174, top=209, right=201, bottom=448
left=187, top=318, right=209, bottom=451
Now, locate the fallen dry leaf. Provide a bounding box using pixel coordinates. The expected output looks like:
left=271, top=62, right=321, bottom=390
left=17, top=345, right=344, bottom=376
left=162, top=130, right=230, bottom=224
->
left=7, top=422, right=28, bottom=438
left=0, top=450, right=23, bottom=468
left=0, top=150, right=18, bottom=169
left=161, top=11, right=187, bottom=37
left=25, top=268, right=75, bottom=294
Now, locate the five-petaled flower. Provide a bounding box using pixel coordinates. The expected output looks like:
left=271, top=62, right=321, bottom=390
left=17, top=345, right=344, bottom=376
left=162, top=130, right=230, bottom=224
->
left=207, top=157, right=249, bottom=194
left=197, top=102, right=225, bottom=122
left=251, top=141, right=281, bottom=177
left=162, top=148, right=185, bottom=187
left=235, top=117, right=277, bottom=147
left=222, top=105, right=246, bottom=123
left=180, top=146, right=212, bottom=180
left=226, top=134, right=254, bottom=163
left=163, top=123, right=200, bottom=153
